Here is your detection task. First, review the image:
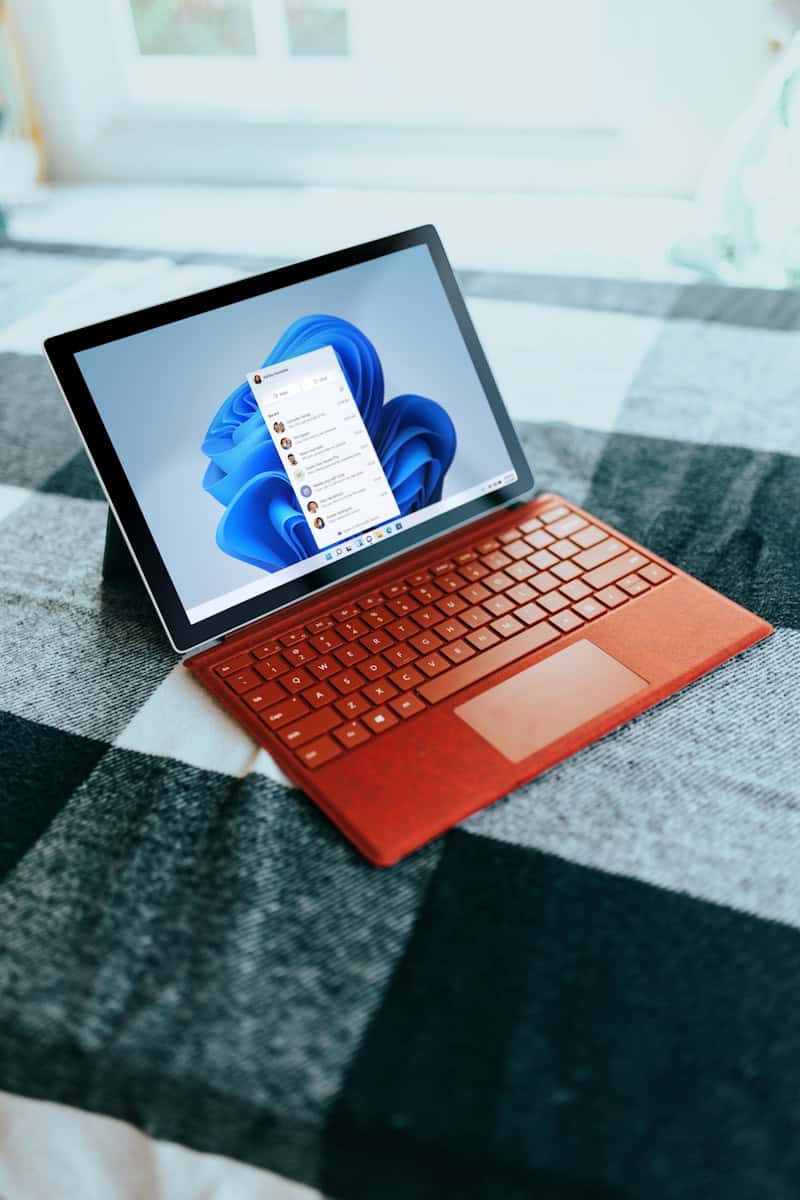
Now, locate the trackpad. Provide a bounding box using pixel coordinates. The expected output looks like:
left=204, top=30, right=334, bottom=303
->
left=455, top=639, right=648, bottom=763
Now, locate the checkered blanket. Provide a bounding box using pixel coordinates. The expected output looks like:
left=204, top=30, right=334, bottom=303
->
left=1, top=238, right=799, bottom=1200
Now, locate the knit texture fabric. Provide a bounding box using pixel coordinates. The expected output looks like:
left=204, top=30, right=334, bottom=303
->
left=1, top=240, right=798, bottom=1199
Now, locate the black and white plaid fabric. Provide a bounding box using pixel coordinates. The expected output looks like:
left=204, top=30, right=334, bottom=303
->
left=1, top=238, right=799, bottom=1199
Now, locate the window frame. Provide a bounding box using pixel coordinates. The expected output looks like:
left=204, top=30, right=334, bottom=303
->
left=12, top=0, right=779, bottom=195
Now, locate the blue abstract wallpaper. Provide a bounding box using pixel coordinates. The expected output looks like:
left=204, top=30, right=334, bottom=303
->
left=201, top=315, right=457, bottom=572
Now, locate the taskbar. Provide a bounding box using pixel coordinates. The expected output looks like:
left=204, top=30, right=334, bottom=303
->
left=185, top=469, right=518, bottom=625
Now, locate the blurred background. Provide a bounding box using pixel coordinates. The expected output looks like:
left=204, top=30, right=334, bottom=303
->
left=3, top=0, right=800, bottom=285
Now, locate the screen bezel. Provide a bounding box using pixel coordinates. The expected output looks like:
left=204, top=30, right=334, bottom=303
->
left=44, top=226, right=534, bottom=653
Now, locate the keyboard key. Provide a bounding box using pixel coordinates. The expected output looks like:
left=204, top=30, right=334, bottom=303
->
left=360, top=656, right=392, bottom=679
left=476, top=538, right=500, bottom=554
left=483, top=593, right=514, bottom=617
left=437, top=594, right=467, bottom=616
left=443, top=639, right=475, bottom=663
left=571, top=524, right=606, bottom=549
left=431, top=560, right=455, bottom=576
left=414, top=606, right=441, bottom=628
left=361, top=629, right=394, bottom=654
left=435, top=618, right=468, bottom=642
left=504, top=539, right=530, bottom=561
left=550, top=609, right=585, bottom=633
left=461, top=605, right=492, bottom=629
left=387, top=618, right=419, bottom=640
left=573, top=598, right=606, bottom=621
left=243, top=681, right=286, bottom=710
left=539, top=591, right=570, bottom=613
left=306, top=618, right=333, bottom=635
left=331, top=669, right=365, bottom=694
left=260, top=696, right=310, bottom=729
left=498, top=528, right=522, bottom=545
left=333, top=721, right=371, bottom=749
left=618, top=573, right=650, bottom=597
left=362, top=607, right=392, bottom=628
left=387, top=595, right=418, bottom=617
left=385, top=643, right=417, bottom=667
left=364, top=706, right=399, bottom=734
left=506, top=560, right=535, bottom=582
left=279, top=629, right=307, bottom=647
left=459, top=561, right=489, bottom=581
left=215, top=652, right=253, bottom=677
left=462, top=581, right=491, bottom=604
left=412, top=584, right=444, bottom=605
left=335, top=692, right=370, bottom=718
left=334, top=642, right=368, bottom=667
left=283, top=668, right=314, bottom=693
left=384, top=581, right=408, bottom=597
left=419, top=621, right=560, bottom=704
left=550, top=539, right=580, bottom=560
left=303, top=681, right=338, bottom=708
left=552, top=560, right=581, bottom=582
left=418, top=652, right=450, bottom=678
left=226, top=668, right=262, bottom=694
left=539, top=505, right=570, bottom=523
left=363, top=680, right=398, bottom=704
left=338, top=617, right=369, bottom=640
left=411, top=630, right=443, bottom=654
left=298, top=735, right=341, bottom=769
left=390, top=693, right=427, bottom=719
left=251, top=642, right=280, bottom=661
left=639, top=562, right=671, bottom=585
left=574, top=537, right=626, bottom=571
left=358, top=591, right=384, bottom=609
left=485, top=570, right=514, bottom=593
left=309, top=655, right=338, bottom=679
left=483, top=550, right=512, bottom=571
left=546, top=513, right=587, bottom=539
left=310, top=630, right=343, bottom=654
left=285, top=644, right=315, bottom=667
left=466, top=627, right=501, bottom=651
left=390, top=665, right=425, bottom=691
left=525, top=529, right=554, bottom=550
left=594, top=585, right=628, bottom=608
left=454, top=549, right=477, bottom=565
left=492, top=615, right=525, bottom=638
left=560, top=579, right=592, bottom=602
left=516, top=601, right=549, bottom=625
left=519, top=516, right=542, bottom=533
left=405, top=572, right=429, bottom=588
left=530, top=571, right=560, bottom=593
left=441, top=573, right=472, bottom=600
left=256, top=656, right=290, bottom=681
left=278, top=705, right=340, bottom=749
left=582, top=551, right=647, bottom=591
left=508, top=582, right=536, bottom=606
left=529, top=549, right=558, bottom=571
left=332, top=604, right=359, bottom=621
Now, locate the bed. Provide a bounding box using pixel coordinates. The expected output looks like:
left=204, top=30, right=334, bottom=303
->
left=1, top=235, right=799, bottom=1199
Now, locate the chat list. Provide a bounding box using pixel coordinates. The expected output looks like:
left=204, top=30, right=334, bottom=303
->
left=248, top=345, right=399, bottom=551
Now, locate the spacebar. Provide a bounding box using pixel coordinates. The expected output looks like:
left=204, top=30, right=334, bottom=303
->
left=418, top=621, right=561, bottom=704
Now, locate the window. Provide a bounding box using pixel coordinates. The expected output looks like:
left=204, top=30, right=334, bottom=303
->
left=14, top=0, right=779, bottom=195
left=284, top=1, right=349, bottom=57
left=129, top=0, right=258, bottom=56
left=127, top=0, right=350, bottom=60
left=115, top=0, right=356, bottom=121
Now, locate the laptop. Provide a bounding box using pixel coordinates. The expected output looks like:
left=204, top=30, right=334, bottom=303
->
left=44, top=226, right=773, bottom=866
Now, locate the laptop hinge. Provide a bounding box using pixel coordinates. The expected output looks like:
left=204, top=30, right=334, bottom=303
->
left=182, top=637, right=225, bottom=661
left=182, top=493, right=537, bottom=661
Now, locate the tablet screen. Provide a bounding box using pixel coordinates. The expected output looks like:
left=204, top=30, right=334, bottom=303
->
left=74, top=242, right=521, bottom=626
